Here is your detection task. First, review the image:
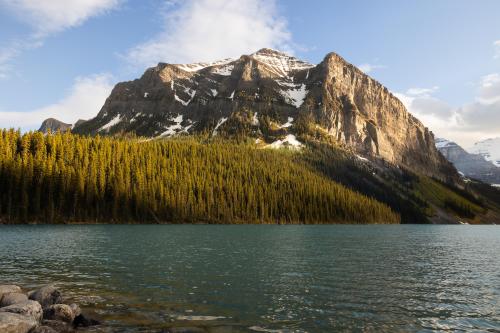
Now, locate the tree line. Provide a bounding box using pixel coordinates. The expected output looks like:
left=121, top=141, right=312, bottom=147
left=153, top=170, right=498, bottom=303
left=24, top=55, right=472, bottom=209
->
left=0, top=129, right=399, bottom=224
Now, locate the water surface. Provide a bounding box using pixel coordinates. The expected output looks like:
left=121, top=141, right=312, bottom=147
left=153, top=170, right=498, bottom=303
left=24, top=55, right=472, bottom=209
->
left=1, top=225, right=499, bottom=332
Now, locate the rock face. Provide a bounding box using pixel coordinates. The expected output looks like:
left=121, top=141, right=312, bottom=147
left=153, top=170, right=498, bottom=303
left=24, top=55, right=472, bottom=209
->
left=436, top=138, right=500, bottom=184
left=72, top=48, right=455, bottom=181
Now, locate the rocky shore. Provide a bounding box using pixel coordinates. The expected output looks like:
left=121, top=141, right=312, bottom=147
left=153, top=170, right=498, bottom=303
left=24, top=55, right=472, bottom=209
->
left=0, top=285, right=99, bottom=333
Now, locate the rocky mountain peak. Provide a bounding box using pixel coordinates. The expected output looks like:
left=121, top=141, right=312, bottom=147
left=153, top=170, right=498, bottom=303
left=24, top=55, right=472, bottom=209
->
left=71, top=48, right=457, bottom=182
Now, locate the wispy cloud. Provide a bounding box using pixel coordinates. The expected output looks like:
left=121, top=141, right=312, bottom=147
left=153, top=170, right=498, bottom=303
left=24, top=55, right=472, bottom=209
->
left=0, top=0, right=123, bottom=78
left=358, top=63, right=386, bottom=74
left=494, top=40, right=500, bottom=59
left=126, top=0, right=292, bottom=68
left=395, top=77, right=500, bottom=147
left=0, top=0, right=123, bottom=36
left=0, top=74, right=114, bottom=131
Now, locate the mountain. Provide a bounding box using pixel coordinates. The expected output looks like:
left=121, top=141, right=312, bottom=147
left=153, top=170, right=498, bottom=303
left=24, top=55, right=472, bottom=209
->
left=469, top=138, right=500, bottom=167
left=72, top=48, right=455, bottom=182
left=38, top=118, right=87, bottom=134
left=39, top=118, right=72, bottom=133
left=436, top=138, right=500, bottom=184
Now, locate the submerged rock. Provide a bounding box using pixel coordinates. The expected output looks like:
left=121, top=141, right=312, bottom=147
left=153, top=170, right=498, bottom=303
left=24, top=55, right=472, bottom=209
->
left=0, top=292, right=28, bottom=307
left=0, top=312, right=38, bottom=333
left=0, top=300, right=43, bottom=322
left=73, top=313, right=100, bottom=328
left=164, top=328, right=208, bottom=333
left=31, top=326, right=58, bottom=333
left=29, top=286, right=63, bottom=308
left=42, top=319, right=74, bottom=332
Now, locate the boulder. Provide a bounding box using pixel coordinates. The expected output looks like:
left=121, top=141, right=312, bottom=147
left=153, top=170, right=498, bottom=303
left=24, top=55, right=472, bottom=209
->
left=30, top=326, right=58, bottom=333
left=0, top=312, right=38, bottom=333
left=29, top=286, right=62, bottom=308
left=0, top=292, right=28, bottom=307
left=0, top=300, right=42, bottom=322
left=0, top=285, right=22, bottom=299
left=43, top=304, right=75, bottom=323
left=0, top=300, right=43, bottom=322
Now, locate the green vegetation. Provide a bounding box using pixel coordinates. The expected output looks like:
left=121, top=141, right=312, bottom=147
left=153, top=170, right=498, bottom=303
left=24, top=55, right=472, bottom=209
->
left=415, top=176, right=484, bottom=219
left=0, top=129, right=399, bottom=224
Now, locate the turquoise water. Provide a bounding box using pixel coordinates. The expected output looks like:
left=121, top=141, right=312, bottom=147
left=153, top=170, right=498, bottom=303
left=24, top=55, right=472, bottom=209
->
left=0, top=225, right=499, bottom=332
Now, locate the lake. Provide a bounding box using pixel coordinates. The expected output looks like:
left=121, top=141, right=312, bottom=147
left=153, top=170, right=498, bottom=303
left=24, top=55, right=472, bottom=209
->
left=1, top=225, right=499, bottom=332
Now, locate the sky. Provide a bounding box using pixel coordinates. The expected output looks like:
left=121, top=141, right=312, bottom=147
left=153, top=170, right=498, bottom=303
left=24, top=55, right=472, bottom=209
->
left=0, top=0, right=499, bottom=147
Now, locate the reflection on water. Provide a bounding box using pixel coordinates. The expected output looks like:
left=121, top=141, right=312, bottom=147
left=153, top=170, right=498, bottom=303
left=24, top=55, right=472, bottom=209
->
left=0, top=225, right=499, bottom=332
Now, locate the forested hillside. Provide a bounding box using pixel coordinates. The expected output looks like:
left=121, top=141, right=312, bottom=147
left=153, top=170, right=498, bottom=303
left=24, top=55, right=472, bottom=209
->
left=0, top=130, right=399, bottom=224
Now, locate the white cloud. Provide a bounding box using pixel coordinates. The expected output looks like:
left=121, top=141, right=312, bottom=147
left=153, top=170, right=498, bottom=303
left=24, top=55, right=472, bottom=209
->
left=395, top=76, right=500, bottom=147
left=126, top=0, right=292, bottom=68
left=1, top=0, right=122, bottom=36
left=358, top=63, right=386, bottom=74
left=494, top=40, right=500, bottom=59
left=0, top=74, right=114, bottom=131
left=0, top=0, right=122, bottom=78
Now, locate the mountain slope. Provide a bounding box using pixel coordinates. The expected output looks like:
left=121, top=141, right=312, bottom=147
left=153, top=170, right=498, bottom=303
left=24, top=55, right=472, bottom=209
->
left=72, top=48, right=456, bottom=182
left=436, top=138, right=500, bottom=184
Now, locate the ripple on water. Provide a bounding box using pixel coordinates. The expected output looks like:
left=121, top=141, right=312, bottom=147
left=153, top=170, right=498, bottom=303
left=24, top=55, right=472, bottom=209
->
left=0, top=225, right=499, bottom=332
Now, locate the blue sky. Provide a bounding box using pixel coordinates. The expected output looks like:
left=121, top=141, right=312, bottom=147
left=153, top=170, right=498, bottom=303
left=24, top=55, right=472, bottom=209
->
left=0, top=0, right=499, bottom=146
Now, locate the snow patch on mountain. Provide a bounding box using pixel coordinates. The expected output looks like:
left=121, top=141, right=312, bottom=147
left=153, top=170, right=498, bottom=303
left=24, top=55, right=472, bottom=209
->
left=160, top=114, right=184, bottom=137
left=176, top=58, right=234, bottom=72
left=251, top=48, right=314, bottom=78
left=279, top=117, right=294, bottom=128
left=279, top=83, right=308, bottom=108
left=100, top=114, right=122, bottom=132
left=267, top=134, right=303, bottom=150
left=212, top=64, right=234, bottom=76
left=212, top=117, right=228, bottom=136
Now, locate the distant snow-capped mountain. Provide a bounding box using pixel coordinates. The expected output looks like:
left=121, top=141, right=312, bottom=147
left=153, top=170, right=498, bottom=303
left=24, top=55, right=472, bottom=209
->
left=436, top=138, right=500, bottom=184
left=469, top=138, right=500, bottom=167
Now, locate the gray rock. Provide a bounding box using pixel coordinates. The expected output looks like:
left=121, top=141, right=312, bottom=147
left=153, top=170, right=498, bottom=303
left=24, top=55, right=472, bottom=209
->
left=0, top=285, right=22, bottom=299
left=0, top=292, right=28, bottom=307
left=29, top=286, right=62, bottom=308
left=69, top=303, right=81, bottom=317
left=43, top=304, right=75, bottom=323
left=0, top=300, right=43, bottom=322
left=0, top=312, right=38, bottom=333
left=30, top=326, right=58, bottom=333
